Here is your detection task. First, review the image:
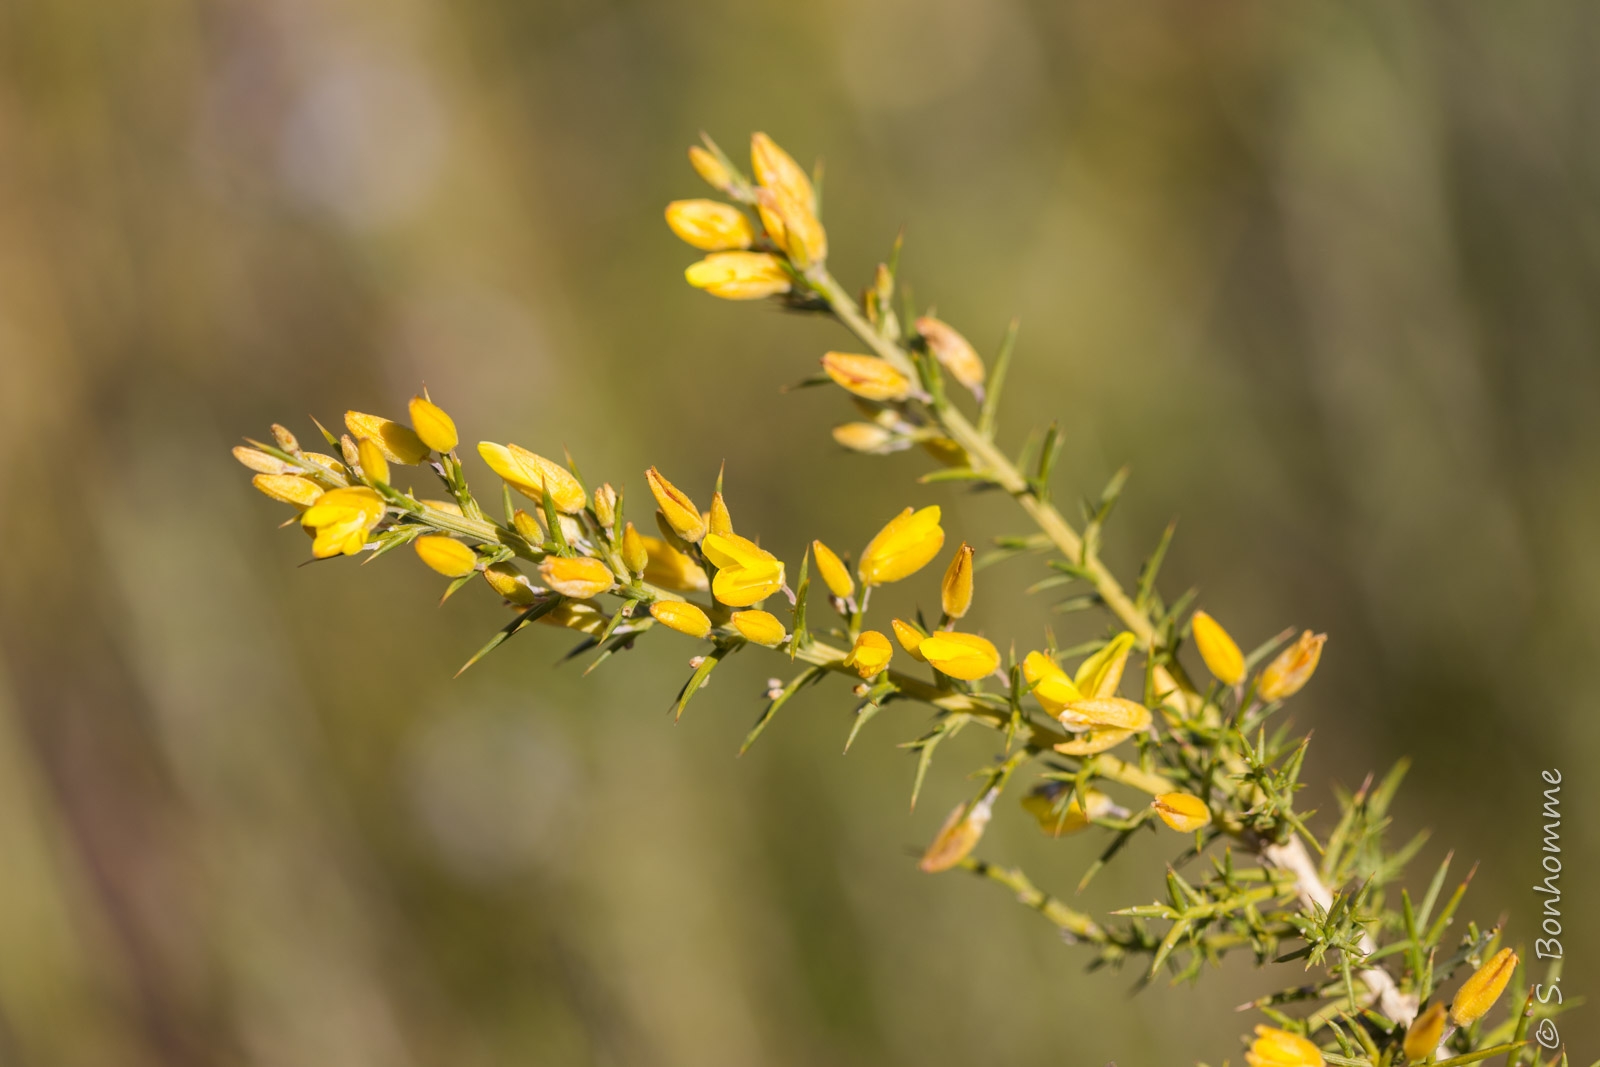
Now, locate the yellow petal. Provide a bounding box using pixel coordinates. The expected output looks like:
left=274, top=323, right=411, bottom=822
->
left=940, top=542, right=974, bottom=619
left=665, top=199, right=754, bottom=252
left=918, top=631, right=999, bottom=681
left=918, top=793, right=993, bottom=873
left=890, top=618, right=926, bottom=661
left=1245, top=1025, right=1324, bottom=1067
left=1191, top=610, right=1245, bottom=687
left=409, top=395, right=458, bottom=453
left=647, top=467, right=706, bottom=543
left=1074, top=631, right=1136, bottom=698
left=684, top=252, right=791, bottom=300
left=821, top=352, right=911, bottom=402
left=649, top=600, right=712, bottom=639
left=539, top=556, right=614, bottom=599
left=414, top=535, right=478, bottom=578
left=811, top=540, right=855, bottom=599
left=731, top=609, right=786, bottom=647
left=1151, top=792, right=1211, bottom=833
left=1259, top=631, right=1326, bottom=701
left=858, top=506, right=944, bottom=586
left=345, top=410, right=429, bottom=464
left=844, top=630, right=893, bottom=678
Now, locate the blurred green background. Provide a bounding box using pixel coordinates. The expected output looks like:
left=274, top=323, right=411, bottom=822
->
left=2, top=1, right=1597, bottom=1063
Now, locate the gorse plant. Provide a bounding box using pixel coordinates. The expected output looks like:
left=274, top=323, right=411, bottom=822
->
left=235, top=131, right=1573, bottom=1067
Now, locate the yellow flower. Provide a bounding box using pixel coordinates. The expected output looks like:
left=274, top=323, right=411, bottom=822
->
left=1060, top=696, right=1151, bottom=732
left=750, top=131, right=813, bottom=207
left=858, top=506, right=944, bottom=585
left=300, top=487, right=386, bottom=558
left=1074, top=631, right=1136, bottom=698
left=1402, top=1003, right=1446, bottom=1063
left=1152, top=792, right=1211, bottom=833
left=345, top=410, right=429, bottom=464
left=1245, top=1025, right=1323, bottom=1067
left=1258, top=630, right=1327, bottom=701
left=640, top=533, right=709, bottom=592
left=252, top=473, right=325, bottom=507
left=688, top=145, right=735, bottom=194
left=1192, top=610, right=1245, bottom=687
left=891, top=618, right=926, bottom=661
left=593, top=483, right=618, bottom=528
left=357, top=437, right=390, bottom=486
left=409, top=395, right=458, bottom=453
left=918, top=793, right=994, bottom=873
left=914, top=316, right=986, bottom=397
left=811, top=540, right=855, bottom=599
left=1022, top=651, right=1082, bottom=714
left=685, top=252, right=791, bottom=299
left=755, top=184, right=827, bottom=268
left=646, top=466, right=706, bottom=543
left=483, top=562, right=538, bottom=604
left=708, top=491, right=733, bottom=537
left=702, top=532, right=785, bottom=607
left=539, top=556, right=614, bottom=599
left=831, top=422, right=897, bottom=453
left=665, top=199, right=754, bottom=251
left=621, top=522, right=649, bottom=576
left=478, top=443, right=587, bottom=513
left=941, top=542, right=974, bottom=619
left=1450, top=948, right=1517, bottom=1026
left=234, top=446, right=287, bottom=475
left=414, top=535, right=478, bottom=578
left=918, top=631, right=1000, bottom=681
left=821, top=352, right=912, bottom=402
left=650, top=600, right=711, bottom=639
left=731, top=609, right=787, bottom=647
left=1021, top=784, right=1112, bottom=837
left=844, top=630, right=893, bottom=678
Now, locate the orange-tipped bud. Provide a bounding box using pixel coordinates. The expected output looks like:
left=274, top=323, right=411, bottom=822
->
left=650, top=600, right=712, bottom=639
left=918, top=631, right=1000, bottom=681
left=811, top=540, right=854, bottom=600
left=1258, top=630, right=1326, bottom=701
left=685, top=252, right=791, bottom=300
left=1152, top=792, right=1211, bottom=833
left=858, top=506, right=944, bottom=585
left=844, top=630, right=893, bottom=678
left=345, top=411, right=429, bottom=465
left=821, top=352, right=911, bottom=402
left=914, top=316, right=986, bottom=397
left=646, top=467, right=706, bottom=543
left=731, top=609, right=787, bottom=647
left=1450, top=948, right=1517, bottom=1027
left=940, top=542, right=974, bottom=619
left=408, top=395, right=458, bottom=453
left=539, top=556, right=614, bottom=599
left=665, top=199, right=755, bottom=251
left=1192, top=610, right=1245, bottom=687
left=414, top=535, right=478, bottom=578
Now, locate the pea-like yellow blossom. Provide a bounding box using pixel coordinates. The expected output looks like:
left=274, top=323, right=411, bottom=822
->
left=1152, top=792, right=1211, bottom=833
left=540, top=556, right=614, bottom=599
left=593, top=483, right=617, bottom=528
left=408, top=395, right=458, bottom=453
left=845, top=630, right=893, bottom=678
left=811, top=540, right=854, bottom=599
left=1022, top=651, right=1083, bottom=713
left=650, top=600, right=712, bottom=639
left=646, top=467, right=706, bottom=543
left=252, top=473, right=325, bottom=507
left=918, top=792, right=994, bottom=873
left=832, top=422, right=897, bottom=453
left=890, top=618, right=926, bottom=661
left=1258, top=630, right=1326, bottom=701
left=300, top=487, right=385, bottom=558
left=482, top=562, right=538, bottom=605
left=750, top=132, right=813, bottom=208
left=858, top=506, right=944, bottom=586
left=821, top=352, right=911, bottom=402
left=1245, top=1025, right=1323, bottom=1067
left=708, top=491, right=733, bottom=537
left=1021, top=784, right=1113, bottom=837
left=731, top=609, right=787, bottom=647
left=755, top=184, right=827, bottom=268
left=702, top=532, right=785, bottom=607
left=914, top=316, right=986, bottom=397
left=1060, top=696, right=1151, bottom=732
left=479, top=443, right=587, bottom=513
left=1074, top=631, right=1136, bottom=698
left=1450, top=947, right=1517, bottom=1026
left=685, top=252, right=791, bottom=300
left=1192, top=610, right=1245, bottom=687
left=414, top=535, right=478, bottom=578
left=918, top=631, right=1000, bottom=681
left=941, top=542, right=974, bottom=619
left=234, top=446, right=286, bottom=475
left=688, top=145, right=735, bottom=194
left=345, top=411, right=429, bottom=465
left=640, top=533, right=709, bottom=592
left=1402, top=1003, right=1446, bottom=1062
left=357, top=437, right=390, bottom=486
left=665, top=199, right=755, bottom=251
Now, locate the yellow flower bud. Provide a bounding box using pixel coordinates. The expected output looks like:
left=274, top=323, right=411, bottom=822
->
left=408, top=395, right=458, bottom=453
left=252, top=473, right=325, bottom=507
left=708, top=491, right=733, bottom=537
left=1152, top=792, right=1211, bottom=833
left=414, top=535, right=478, bottom=578
left=592, top=483, right=618, bottom=529
left=750, top=132, right=813, bottom=207
left=1023, top=651, right=1083, bottom=714
left=755, top=185, right=827, bottom=268
left=918, top=792, right=994, bottom=873
left=540, top=599, right=608, bottom=635
left=1245, top=1025, right=1324, bottom=1067
left=650, top=600, right=712, bottom=639
left=357, top=437, right=390, bottom=486
left=512, top=508, right=544, bottom=543
left=299, top=487, right=385, bottom=558
left=918, top=631, right=1000, bottom=681
left=688, top=145, right=735, bottom=194
left=539, top=556, right=614, bottom=599
left=422, top=499, right=464, bottom=516
left=1258, top=630, right=1327, bottom=701
left=339, top=434, right=362, bottom=469
left=1061, top=696, right=1151, bottom=732
left=344, top=410, right=430, bottom=464
left=271, top=423, right=300, bottom=453
left=821, top=352, right=912, bottom=402
left=702, top=532, right=785, bottom=607
left=890, top=618, right=926, bottom=661
left=914, top=316, right=986, bottom=396
left=646, top=467, right=706, bottom=543
left=234, top=446, right=286, bottom=475
left=665, top=199, right=755, bottom=252
left=1450, top=948, right=1517, bottom=1027
left=1053, top=727, right=1138, bottom=756
left=1192, top=610, right=1245, bottom=687
left=811, top=540, right=855, bottom=599
left=1402, top=1003, right=1446, bottom=1062
left=685, top=252, right=792, bottom=299
left=731, top=609, right=787, bottom=647
left=482, top=562, right=538, bottom=605
left=478, top=443, right=586, bottom=513
left=1021, top=784, right=1113, bottom=837
left=859, top=506, right=944, bottom=585
left=940, top=542, right=974, bottom=619
left=641, top=534, right=709, bottom=592
left=831, top=422, right=898, bottom=453
left=844, top=630, right=893, bottom=678
left=1074, top=631, right=1136, bottom=699
left=621, top=522, right=649, bottom=576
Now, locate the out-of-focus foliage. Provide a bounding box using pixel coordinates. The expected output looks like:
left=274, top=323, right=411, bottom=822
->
left=0, top=2, right=1595, bottom=1065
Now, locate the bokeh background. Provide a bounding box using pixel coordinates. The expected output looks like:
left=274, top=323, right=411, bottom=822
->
left=2, top=1, right=1597, bottom=1063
